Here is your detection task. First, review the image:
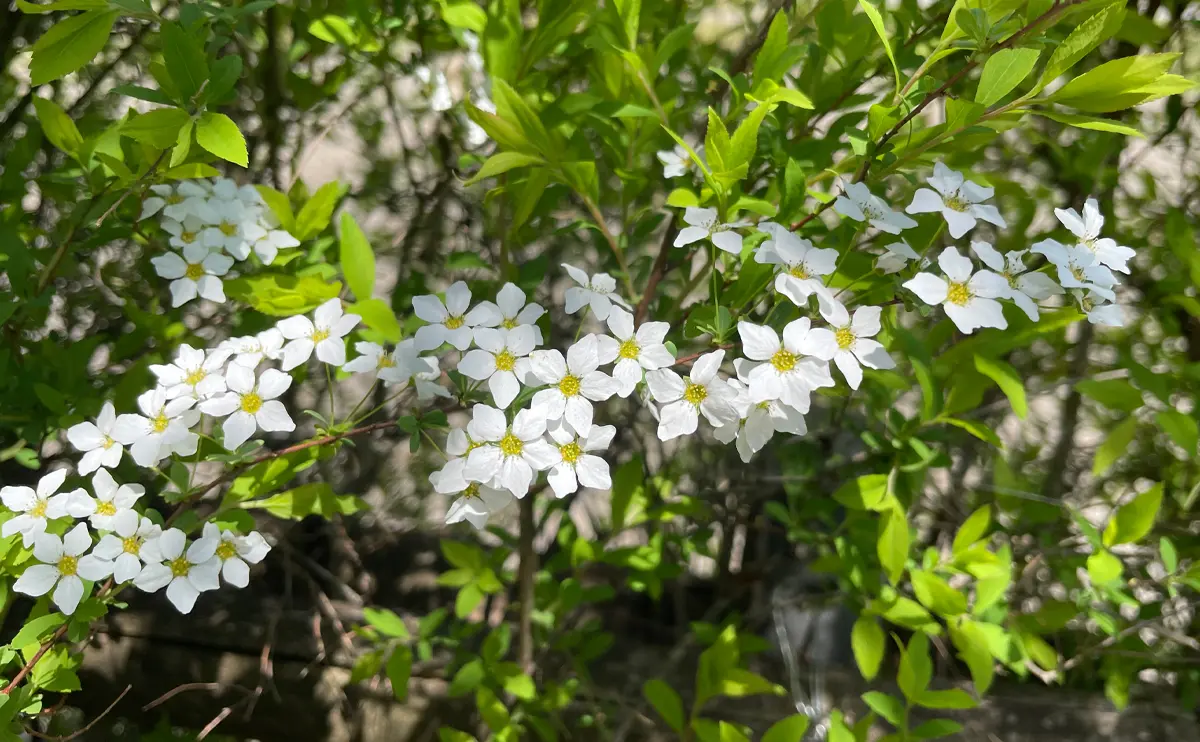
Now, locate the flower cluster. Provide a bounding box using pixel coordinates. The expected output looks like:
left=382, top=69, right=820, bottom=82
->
left=140, top=177, right=300, bottom=307
left=413, top=30, right=493, bottom=148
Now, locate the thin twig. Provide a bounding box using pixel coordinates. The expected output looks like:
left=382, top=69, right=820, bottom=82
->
left=23, top=685, right=131, bottom=741
left=143, top=682, right=238, bottom=712
left=634, top=219, right=679, bottom=326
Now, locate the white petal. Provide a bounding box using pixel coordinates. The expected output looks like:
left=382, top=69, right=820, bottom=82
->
left=903, top=273, right=949, bottom=305
left=222, top=411, right=258, bottom=450
left=52, top=575, right=85, bottom=615
left=645, top=368, right=685, bottom=403
left=689, top=350, right=724, bottom=384
left=256, top=400, right=295, bottom=433
left=547, top=465, right=578, bottom=498
left=167, top=577, right=201, bottom=613
left=942, top=208, right=977, bottom=239
left=135, top=563, right=173, bottom=592
left=657, top=400, right=698, bottom=441
left=14, top=565, right=59, bottom=597
left=576, top=455, right=611, bottom=490
left=737, top=322, right=780, bottom=361
left=459, top=350, right=498, bottom=380
left=905, top=188, right=944, bottom=214
left=489, top=370, right=521, bottom=408
left=468, top=404, right=508, bottom=442
left=936, top=246, right=973, bottom=282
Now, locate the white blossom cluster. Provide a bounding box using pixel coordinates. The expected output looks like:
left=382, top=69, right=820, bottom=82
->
left=413, top=30, right=492, bottom=148
left=140, top=177, right=300, bottom=307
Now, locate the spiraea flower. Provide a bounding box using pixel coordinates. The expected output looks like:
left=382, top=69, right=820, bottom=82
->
left=673, top=207, right=752, bottom=256
left=903, top=246, right=1009, bottom=335
left=816, top=300, right=896, bottom=390
left=250, top=229, right=301, bottom=265
left=713, top=377, right=807, bottom=463
left=594, top=307, right=674, bottom=397
left=343, top=341, right=409, bottom=384
left=135, top=527, right=220, bottom=614
left=150, top=242, right=234, bottom=307
left=737, top=319, right=836, bottom=410
left=1055, top=197, right=1135, bottom=273
left=199, top=366, right=296, bottom=451
left=755, top=223, right=839, bottom=305
left=1031, top=239, right=1118, bottom=301
left=460, top=326, right=538, bottom=408
left=645, top=350, right=739, bottom=441
left=462, top=405, right=558, bottom=498
left=657, top=144, right=703, bottom=179
left=430, top=428, right=491, bottom=495
left=528, top=334, right=619, bottom=434
left=467, top=283, right=546, bottom=345
left=390, top=340, right=451, bottom=400
left=67, top=401, right=124, bottom=475
left=970, top=241, right=1064, bottom=322
left=905, top=161, right=1007, bottom=238
left=1072, top=289, right=1125, bottom=327
left=278, top=298, right=361, bottom=370
left=1, top=469, right=75, bottom=547
left=202, top=523, right=270, bottom=588
left=543, top=422, right=615, bottom=498
left=201, top=198, right=260, bottom=258
left=89, top=515, right=162, bottom=584
left=876, top=241, right=926, bottom=275
left=413, top=281, right=479, bottom=352
left=224, top=328, right=284, bottom=368
left=112, top=388, right=200, bottom=467
left=15, top=523, right=109, bottom=615
left=834, top=182, right=917, bottom=234
left=445, top=482, right=514, bottom=530
left=73, top=469, right=144, bottom=533
left=563, top=263, right=632, bottom=321
left=149, top=343, right=231, bottom=400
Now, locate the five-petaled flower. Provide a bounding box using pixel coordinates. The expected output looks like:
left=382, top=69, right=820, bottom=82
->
left=562, top=263, right=632, bottom=321
left=971, top=241, right=1064, bottom=322
left=200, top=365, right=296, bottom=451
left=202, top=523, right=271, bottom=588
left=674, top=207, right=752, bottom=256
left=445, top=482, right=514, bottom=530
left=816, top=300, right=896, bottom=390
left=1, top=469, right=76, bottom=547
left=67, top=402, right=124, bottom=475
left=1031, top=239, right=1117, bottom=301
left=413, top=281, right=479, bottom=351
left=755, top=223, right=839, bottom=305
left=462, top=405, right=558, bottom=498
left=89, top=515, right=162, bottom=584
left=645, top=350, right=739, bottom=441
left=543, top=422, right=615, bottom=498
left=903, top=246, right=1009, bottom=334
left=468, top=283, right=547, bottom=345
left=278, top=298, right=361, bottom=371
left=905, top=161, right=1007, bottom=239
left=112, top=388, right=200, bottom=467
left=595, top=307, right=674, bottom=398
left=460, top=326, right=539, bottom=408
left=135, top=527, right=221, bottom=614
left=150, top=343, right=231, bottom=400
left=15, top=523, right=109, bottom=615
left=151, top=242, right=235, bottom=307
left=528, top=335, right=620, bottom=435
left=714, top=377, right=807, bottom=463
left=1055, top=197, right=1135, bottom=273
left=834, top=182, right=917, bottom=234
left=73, top=469, right=144, bottom=533
left=737, top=319, right=837, bottom=410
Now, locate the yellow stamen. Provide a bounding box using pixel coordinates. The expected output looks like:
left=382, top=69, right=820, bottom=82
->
left=946, top=282, right=971, bottom=306
left=102, top=435, right=116, bottom=450
left=378, top=355, right=396, bottom=369
left=216, top=541, right=238, bottom=561
left=618, top=339, right=640, bottom=360
left=558, top=374, right=581, bottom=397
left=835, top=328, right=855, bottom=350
left=151, top=412, right=170, bottom=433
left=444, top=316, right=465, bottom=330
left=96, top=501, right=117, bottom=517
left=167, top=194, right=184, bottom=205
left=185, top=368, right=207, bottom=386
left=240, top=392, right=262, bottom=414
left=494, top=349, right=516, bottom=372
left=30, top=500, right=48, bottom=518
left=683, top=382, right=707, bottom=405
left=559, top=441, right=582, bottom=464
left=943, top=194, right=970, bottom=212
left=463, top=482, right=481, bottom=499
left=57, top=555, right=78, bottom=577
left=180, top=231, right=197, bottom=244
left=771, top=350, right=797, bottom=372
left=219, top=221, right=238, bottom=236
left=502, top=318, right=518, bottom=330
left=788, top=265, right=809, bottom=280
left=122, top=536, right=141, bottom=555
left=169, top=556, right=191, bottom=577
left=499, top=432, right=523, bottom=457
left=311, top=328, right=331, bottom=343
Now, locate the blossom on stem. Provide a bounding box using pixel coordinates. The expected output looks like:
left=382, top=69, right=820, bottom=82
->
left=445, top=482, right=514, bottom=530
left=1, top=469, right=75, bottom=547
left=656, top=144, right=704, bottom=179
left=834, top=182, right=917, bottom=234
left=344, top=341, right=409, bottom=384
left=277, top=298, right=361, bottom=370
left=199, top=365, right=296, bottom=450
left=1031, top=239, right=1117, bottom=301
left=462, top=405, right=558, bottom=498
left=713, top=378, right=807, bottom=463
left=815, top=300, right=896, bottom=390
left=543, top=422, right=615, bottom=498
left=594, top=307, right=674, bottom=397
left=112, top=388, right=200, bottom=467
left=223, top=328, right=285, bottom=368
left=134, top=527, right=220, bottom=614
left=737, top=319, right=836, bottom=410
left=460, top=326, right=538, bottom=408
left=645, top=350, right=738, bottom=441
left=903, top=246, right=1009, bottom=334
left=905, top=161, right=1007, bottom=238
left=67, top=402, right=124, bottom=475
left=389, top=340, right=451, bottom=400
left=1072, top=289, right=1126, bottom=327
left=90, top=515, right=162, bottom=584
left=430, top=428, right=489, bottom=495
left=562, top=264, right=632, bottom=321
left=202, top=523, right=270, bottom=588
left=755, top=223, right=839, bottom=305
left=72, top=469, right=144, bottom=533
left=528, top=334, right=619, bottom=434
left=14, top=524, right=108, bottom=615
left=1054, top=197, right=1135, bottom=273
left=970, top=241, right=1063, bottom=322
left=150, top=343, right=231, bottom=400
left=673, top=207, right=752, bottom=256
left=876, top=241, right=926, bottom=275
left=151, top=242, right=234, bottom=307
left=413, top=281, right=478, bottom=351
left=467, top=283, right=546, bottom=345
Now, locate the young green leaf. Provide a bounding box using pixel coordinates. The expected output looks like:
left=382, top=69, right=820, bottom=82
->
left=1155, top=409, right=1198, bottom=454
left=339, top=213, right=377, bottom=301
left=29, top=10, right=118, bottom=85
left=1036, top=1, right=1127, bottom=92
left=851, top=617, right=885, bottom=680
left=858, top=0, right=899, bottom=98
left=386, top=646, right=413, bottom=701
left=911, top=570, right=968, bottom=616
left=878, top=506, right=910, bottom=584
left=121, top=108, right=191, bottom=149
left=160, top=21, right=210, bottom=103
left=1092, top=416, right=1138, bottom=476
left=762, top=714, right=810, bottom=742
left=862, top=691, right=904, bottom=726
left=952, top=505, right=991, bottom=555
left=642, top=679, right=684, bottom=732
left=973, top=354, right=1027, bottom=418
left=170, top=119, right=194, bottom=167
left=1102, top=483, right=1163, bottom=546
left=464, top=152, right=546, bottom=186
left=975, top=48, right=1040, bottom=107
left=1049, top=53, right=1180, bottom=112
left=293, top=181, right=343, bottom=241
left=195, top=112, right=248, bottom=167
left=32, top=97, right=84, bottom=157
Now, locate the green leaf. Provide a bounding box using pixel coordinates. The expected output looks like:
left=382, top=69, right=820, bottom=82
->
left=464, top=152, right=546, bottom=185
left=256, top=185, right=296, bottom=232
left=761, top=714, right=810, bottom=742
left=973, top=571, right=1010, bottom=615
left=121, top=108, right=190, bottom=149
left=492, top=79, right=553, bottom=155
left=206, top=55, right=243, bottom=104
left=349, top=298, right=401, bottom=343
left=224, top=274, right=341, bottom=316
left=29, top=10, right=117, bottom=85
left=767, top=86, right=814, bottom=109
left=952, top=505, right=991, bottom=555
left=11, top=614, right=66, bottom=650
left=857, top=0, right=899, bottom=98
left=1037, top=1, right=1127, bottom=91
left=975, top=48, right=1040, bottom=107
left=941, top=416, right=1002, bottom=447
left=949, top=620, right=994, bottom=694
left=1156, top=410, right=1198, bottom=454
left=833, top=473, right=890, bottom=510
left=1093, top=416, right=1138, bottom=477
left=32, top=97, right=83, bottom=157
left=878, top=507, right=910, bottom=584
left=897, top=632, right=932, bottom=701
left=363, top=607, right=410, bottom=639
left=386, top=646, right=413, bottom=701
left=16, top=0, right=107, bottom=13
left=195, top=112, right=248, bottom=167
left=1050, top=53, right=1180, bottom=112
left=911, top=570, right=968, bottom=616
left=448, top=657, right=485, bottom=696
left=728, top=103, right=771, bottom=172
left=503, top=673, right=536, bottom=700
left=440, top=0, right=488, bottom=32
left=1160, top=537, right=1178, bottom=573
left=1076, top=378, right=1143, bottom=412
left=160, top=21, right=209, bottom=102
left=1103, top=483, right=1163, bottom=547
left=862, top=691, right=904, bottom=726
left=1087, top=550, right=1123, bottom=584
left=751, top=12, right=793, bottom=90
left=293, top=181, right=343, bottom=241
left=339, top=213, right=376, bottom=300
left=1034, top=110, right=1143, bottom=137
left=642, top=679, right=684, bottom=732
left=973, top=355, right=1027, bottom=418
left=917, top=688, right=976, bottom=709
left=240, top=482, right=366, bottom=519
left=704, top=107, right=732, bottom=175
left=910, top=719, right=964, bottom=740
left=851, top=617, right=885, bottom=680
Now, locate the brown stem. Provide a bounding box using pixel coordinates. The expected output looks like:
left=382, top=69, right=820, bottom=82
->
left=1041, top=321, right=1093, bottom=500
left=789, top=198, right=836, bottom=231
left=634, top=220, right=679, bottom=326
left=516, top=495, right=536, bottom=675
left=23, top=685, right=131, bottom=740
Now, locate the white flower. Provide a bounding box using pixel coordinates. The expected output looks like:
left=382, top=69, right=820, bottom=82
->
left=834, top=182, right=917, bottom=234
left=391, top=340, right=451, bottom=400
left=198, top=366, right=295, bottom=450
left=970, top=241, right=1064, bottom=322
left=1, top=469, right=75, bottom=547
left=755, top=223, right=839, bottom=305
left=149, top=343, right=230, bottom=400
left=1072, top=289, right=1126, bottom=327
left=72, top=469, right=143, bottom=533
left=562, top=263, right=632, bottom=321
left=737, top=319, right=837, bottom=409
left=343, top=341, right=408, bottom=384
left=445, top=482, right=514, bottom=530
left=160, top=183, right=216, bottom=223
left=594, top=307, right=674, bottom=397
left=90, top=515, right=162, bottom=584
left=251, top=229, right=300, bottom=265
left=528, top=335, right=620, bottom=434
left=416, top=66, right=454, bottom=111
left=66, top=401, right=124, bottom=475
left=816, top=300, right=896, bottom=390
left=1055, top=197, right=1134, bottom=273
left=877, top=241, right=926, bottom=275
left=140, top=184, right=180, bottom=221
left=200, top=198, right=262, bottom=258
left=277, top=298, right=361, bottom=370
left=713, top=378, right=807, bottom=462
left=467, top=283, right=546, bottom=345
left=223, top=328, right=284, bottom=368
left=112, top=388, right=200, bottom=467
left=202, top=523, right=270, bottom=588
left=903, top=246, right=1009, bottom=335
left=657, top=144, right=692, bottom=178
left=151, top=242, right=235, bottom=307
left=544, top=422, right=615, bottom=498
left=413, top=281, right=478, bottom=352
left=460, top=326, right=538, bottom=408
left=905, top=161, right=1007, bottom=238
left=429, top=428, right=489, bottom=495
left=645, top=350, right=738, bottom=441
left=134, top=527, right=220, bottom=614
left=14, top=524, right=108, bottom=615
left=1031, top=239, right=1118, bottom=301
left=462, top=405, right=558, bottom=498
left=673, top=207, right=752, bottom=255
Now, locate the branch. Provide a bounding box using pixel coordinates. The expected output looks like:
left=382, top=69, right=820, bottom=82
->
left=516, top=495, right=537, bottom=675
left=23, top=685, right=131, bottom=741
left=634, top=219, right=679, bottom=326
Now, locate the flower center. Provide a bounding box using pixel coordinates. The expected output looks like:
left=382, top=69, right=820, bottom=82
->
left=502, top=318, right=519, bottom=330
left=558, top=374, right=581, bottom=397
left=185, top=263, right=206, bottom=280
left=219, top=221, right=238, bottom=236
left=756, top=400, right=771, bottom=411
left=30, top=500, right=48, bottom=518
left=618, top=339, right=640, bottom=359
left=378, top=355, right=396, bottom=369
left=943, top=193, right=970, bottom=212
left=465, top=439, right=484, bottom=454
left=494, top=349, right=516, bottom=372
left=444, top=316, right=465, bottom=330
left=1081, top=296, right=1095, bottom=311
left=1071, top=266, right=1086, bottom=282
left=240, top=391, right=263, bottom=414
left=1003, top=271, right=1019, bottom=289
left=151, top=412, right=171, bottom=433
left=771, top=350, right=797, bottom=372
left=559, top=441, right=582, bottom=464
left=102, top=435, right=116, bottom=449
left=185, top=368, right=207, bottom=386
left=862, top=203, right=883, bottom=220
left=122, top=536, right=141, bottom=555
left=216, top=541, right=238, bottom=561
left=311, top=328, right=331, bottom=343
left=167, top=194, right=184, bottom=205
left=946, top=282, right=971, bottom=306
left=788, top=265, right=809, bottom=280
left=169, top=556, right=191, bottom=578
left=57, top=555, right=78, bottom=577
left=96, top=501, right=117, bottom=517
left=683, top=382, right=707, bottom=405
left=463, top=482, right=481, bottom=499
left=499, top=432, right=523, bottom=457
left=835, top=327, right=855, bottom=350
left=180, top=231, right=197, bottom=244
